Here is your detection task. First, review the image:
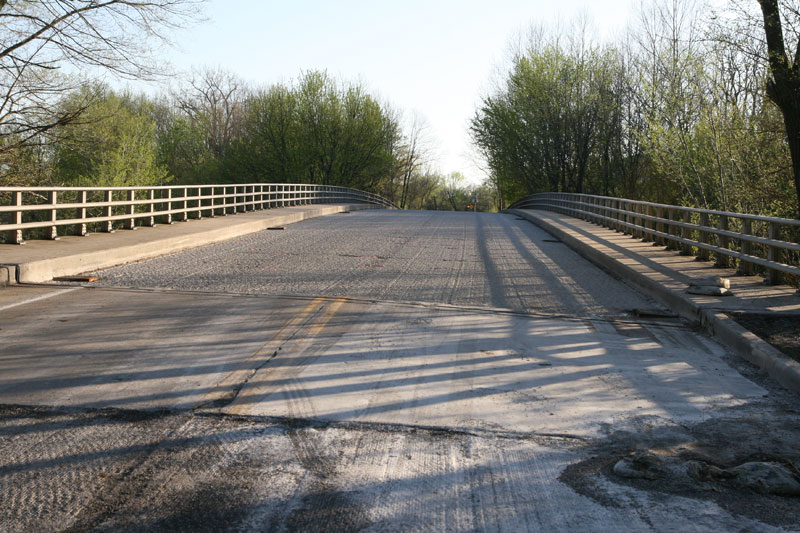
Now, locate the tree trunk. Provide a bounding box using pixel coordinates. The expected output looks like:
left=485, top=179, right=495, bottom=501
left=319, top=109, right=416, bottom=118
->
left=781, top=108, right=800, bottom=218
left=758, top=0, right=800, bottom=217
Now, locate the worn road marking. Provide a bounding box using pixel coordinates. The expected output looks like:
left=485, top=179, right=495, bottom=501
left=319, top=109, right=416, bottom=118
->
left=0, top=287, right=81, bottom=312
left=225, top=297, right=348, bottom=417
left=196, top=297, right=327, bottom=409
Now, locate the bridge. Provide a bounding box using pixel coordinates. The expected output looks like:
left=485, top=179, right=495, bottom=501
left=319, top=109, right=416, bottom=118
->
left=1, top=184, right=799, bottom=531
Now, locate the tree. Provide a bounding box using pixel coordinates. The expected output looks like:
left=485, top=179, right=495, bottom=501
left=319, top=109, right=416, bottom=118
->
left=225, top=71, right=399, bottom=192
left=395, top=114, right=429, bottom=209
left=757, top=0, right=800, bottom=216
left=443, top=171, right=467, bottom=210
left=471, top=38, right=625, bottom=201
left=472, top=4, right=797, bottom=216
left=0, top=0, right=203, bottom=158
left=155, top=109, right=217, bottom=184
left=54, top=88, right=169, bottom=187
left=175, top=68, right=247, bottom=160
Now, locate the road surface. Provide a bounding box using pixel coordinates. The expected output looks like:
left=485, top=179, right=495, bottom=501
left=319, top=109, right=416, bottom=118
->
left=1, top=210, right=798, bottom=532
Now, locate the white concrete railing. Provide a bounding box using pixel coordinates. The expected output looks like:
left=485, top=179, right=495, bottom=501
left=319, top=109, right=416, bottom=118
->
left=508, top=192, right=800, bottom=285
left=1, top=183, right=398, bottom=244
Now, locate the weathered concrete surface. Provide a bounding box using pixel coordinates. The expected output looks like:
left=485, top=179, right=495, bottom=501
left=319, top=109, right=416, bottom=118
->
left=2, top=211, right=799, bottom=531
left=0, top=264, right=12, bottom=286
left=2, top=286, right=798, bottom=531
left=509, top=208, right=800, bottom=395
left=0, top=288, right=761, bottom=431
left=0, top=204, right=374, bottom=283
left=91, top=210, right=661, bottom=318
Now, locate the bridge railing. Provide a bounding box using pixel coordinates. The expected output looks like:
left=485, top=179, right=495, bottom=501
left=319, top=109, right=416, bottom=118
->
left=508, top=192, right=800, bottom=285
left=1, top=183, right=397, bottom=244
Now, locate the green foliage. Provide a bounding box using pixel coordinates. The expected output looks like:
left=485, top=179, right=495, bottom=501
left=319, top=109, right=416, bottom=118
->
left=471, top=44, right=629, bottom=205
left=222, top=71, right=398, bottom=192
left=156, top=113, right=219, bottom=184
left=54, top=88, right=169, bottom=187
left=471, top=5, right=799, bottom=218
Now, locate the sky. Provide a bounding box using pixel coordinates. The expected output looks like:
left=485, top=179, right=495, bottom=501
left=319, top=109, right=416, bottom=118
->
left=156, top=0, right=636, bottom=184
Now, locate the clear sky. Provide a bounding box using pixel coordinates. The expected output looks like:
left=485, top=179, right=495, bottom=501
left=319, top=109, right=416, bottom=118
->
left=159, top=0, right=636, bottom=184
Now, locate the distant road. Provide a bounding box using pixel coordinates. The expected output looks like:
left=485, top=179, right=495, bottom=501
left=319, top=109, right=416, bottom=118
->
left=95, top=210, right=657, bottom=317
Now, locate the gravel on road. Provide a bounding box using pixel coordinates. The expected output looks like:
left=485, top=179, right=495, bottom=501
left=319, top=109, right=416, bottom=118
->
left=94, top=210, right=660, bottom=318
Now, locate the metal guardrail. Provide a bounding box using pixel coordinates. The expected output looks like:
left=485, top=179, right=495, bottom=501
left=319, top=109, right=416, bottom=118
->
left=1, top=183, right=397, bottom=244
left=508, top=192, right=800, bottom=285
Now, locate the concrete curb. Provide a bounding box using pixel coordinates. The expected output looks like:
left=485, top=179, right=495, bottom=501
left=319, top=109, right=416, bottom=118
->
left=0, top=265, right=14, bottom=286
left=509, top=208, right=800, bottom=395
left=10, top=204, right=374, bottom=284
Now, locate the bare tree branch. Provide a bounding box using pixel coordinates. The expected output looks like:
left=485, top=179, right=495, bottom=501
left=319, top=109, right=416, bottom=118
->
left=0, top=0, right=204, bottom=156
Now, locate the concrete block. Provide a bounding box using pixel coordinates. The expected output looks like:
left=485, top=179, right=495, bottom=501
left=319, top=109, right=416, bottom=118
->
left=0, top=265, right=15, bottom=286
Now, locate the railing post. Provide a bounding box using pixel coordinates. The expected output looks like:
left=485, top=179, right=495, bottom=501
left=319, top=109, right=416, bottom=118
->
left=621, top=201, right=629, bottom=235
left=146, top=189, right=156, bottom=227
left=739, top=218, right=754, bottom=275
left=636, top=204, right=644, bottom=239
left=208, top=187, right=216, bottom=218
left=666, top=208, right=675, bottom=249
left=181, top=187, right=189, bottom=221
left=165, top=188, right=173, bottom=224
left=642, top=205, right=652, bottom=242
left=125, top=190, right=136, bottom=230
left=6, top=191, right=24, bottom=244
left=594, top=197, right=601, bottom=222
left=196, top=187, right=203, bottom=220
left=104, top=190, right=114, bottom=233
left=697, top=212, right=710, bottom=261
left=716, top=215, right=729, bottom=267
left=75, top=190, right=87, bottom=237
left=212, top=186, right=218, bottom=217
left=681, top=210, right=692, bottom=255
left=48, top=191, right=59, bottom=240
left=766, top=222, right=782, bottom=285
left=655, top=206, right=664, bottom=246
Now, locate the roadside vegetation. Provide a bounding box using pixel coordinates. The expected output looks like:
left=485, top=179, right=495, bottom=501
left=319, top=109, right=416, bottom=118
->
left=2, top=1, right=799, bottom=216
left=0, top=1, right=490, bottom=211
left=471, top=0, right=800, bottom=218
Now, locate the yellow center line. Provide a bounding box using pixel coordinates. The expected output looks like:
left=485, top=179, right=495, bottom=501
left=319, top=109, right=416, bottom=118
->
left=196, top=297, right=327, bottom=408
left=224, top=296, right=349, bottom=416
left=303, top=297, right=347, bottom=340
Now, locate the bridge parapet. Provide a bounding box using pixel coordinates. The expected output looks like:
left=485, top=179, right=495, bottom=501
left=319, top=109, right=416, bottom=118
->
left=1, top=183, right=397, bottom=245
left=509, top=193, right=800, bottom=285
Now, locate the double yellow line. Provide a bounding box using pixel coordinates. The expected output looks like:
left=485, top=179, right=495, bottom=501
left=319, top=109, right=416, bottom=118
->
left=197, top=296, right=346, bottom=410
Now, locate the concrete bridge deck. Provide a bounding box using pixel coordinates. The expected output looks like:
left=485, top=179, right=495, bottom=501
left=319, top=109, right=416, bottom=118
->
left=0, top=203, right=374, bottom=284
left=1, top=208, right=799, bottom=531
